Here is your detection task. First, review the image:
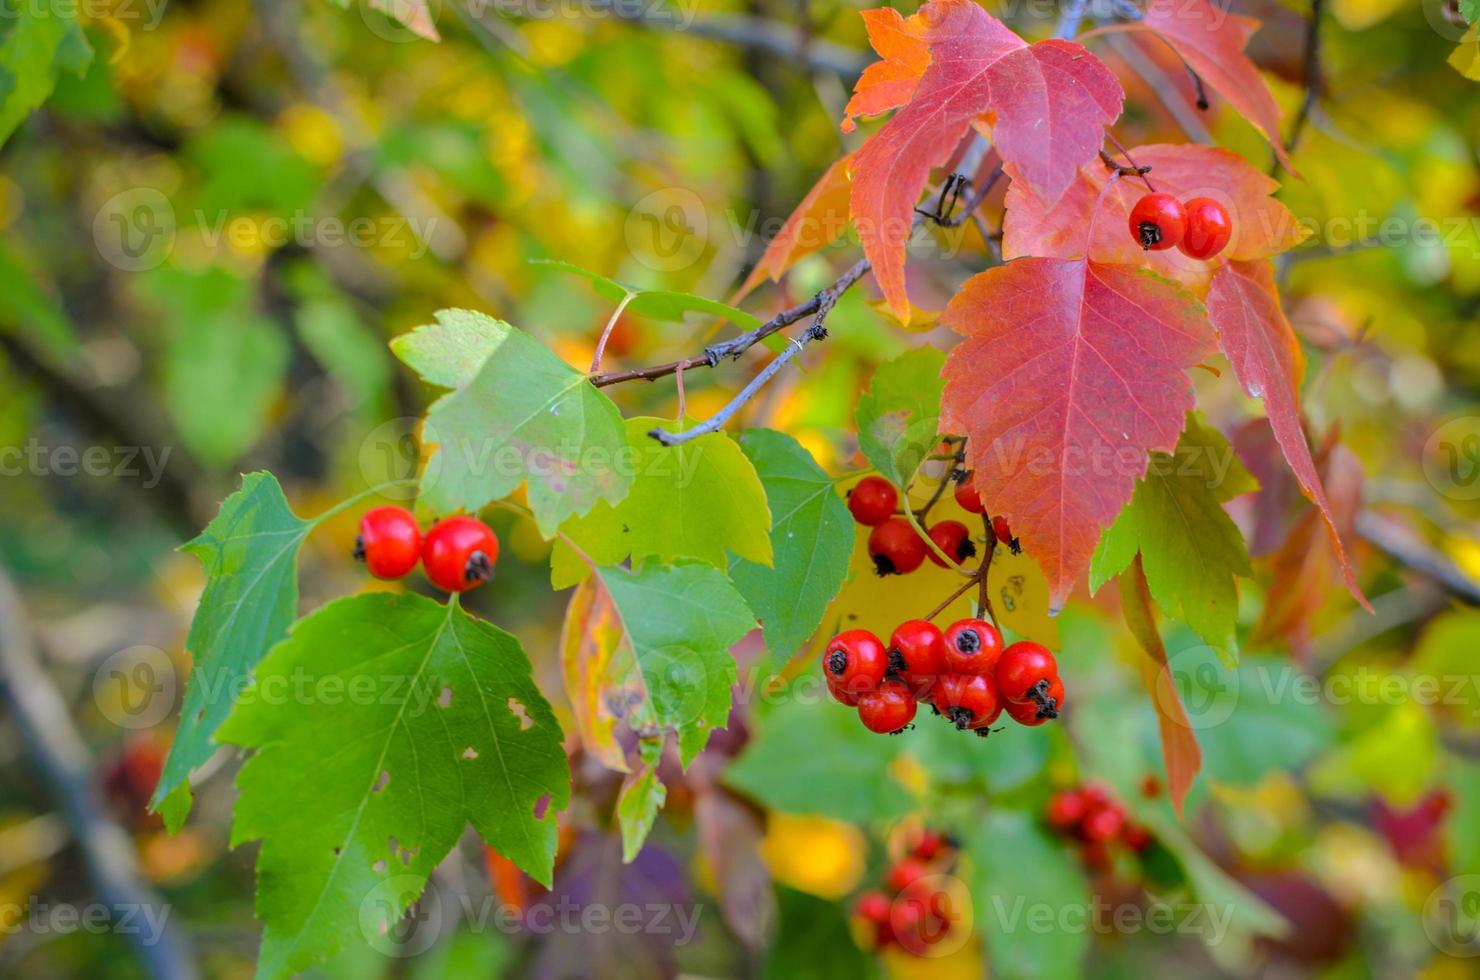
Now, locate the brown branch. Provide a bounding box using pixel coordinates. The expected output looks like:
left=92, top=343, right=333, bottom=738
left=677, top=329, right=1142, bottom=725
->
left=1285, top=0, right=1324, bottom=156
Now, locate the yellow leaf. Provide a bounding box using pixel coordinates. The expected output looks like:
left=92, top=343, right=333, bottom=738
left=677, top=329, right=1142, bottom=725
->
left=557, top=577, right=633, bottom=772
left=759, top=814, right=865, bottom=899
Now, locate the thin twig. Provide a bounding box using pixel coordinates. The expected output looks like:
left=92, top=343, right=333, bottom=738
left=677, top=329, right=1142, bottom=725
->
left=978, top=518, right=998, bottom=623
left=1285, top=0, right=1323, bottom=156
left=1355, top=510, right=1480, bottom=605
left=926, top=569, right=986, bottom=622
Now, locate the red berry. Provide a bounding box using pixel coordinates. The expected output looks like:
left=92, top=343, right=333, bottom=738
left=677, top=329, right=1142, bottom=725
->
left=354, top=505, right=422, bottom=579
left=1128, top=192, right=1187, bottom=251
left=927, top=520, right=976, bottom=567
left=913, top=829, right=949, bottom=861
left=1080, top=803, right=1126, bottom=843
left=1004, top=676, right=1063, bottom=726
left=1177, top=197, right=1233, bottom=260
left=858, top=680, right=917, bottom=734
left=996, top=642, right=1058, bottom=703
left=887, top=619, right=946, bottom=695
left=1046, top=790, right=1088, bottom=831
left=823, top=630, right=889, bottom=698
left=421, top=515, right=498, bottom=592
left=886, top=858, right=929, bottom=893
left=827, top=674, right=861, bottom=707
left=848, top=476, right=899, bottom=526
left=1140, top=774, right=1163, bottom=799
left=868, top=517, right=928, bottom=576
left=1123, top=824, right=1152, bottom=852
left=953, top=473, right=986, bottom=514
left=941, top=618, right=1004, bottom=676
left=933, top=673, right=1000, bottom=731
left=856, top=890, right=891, bottom=923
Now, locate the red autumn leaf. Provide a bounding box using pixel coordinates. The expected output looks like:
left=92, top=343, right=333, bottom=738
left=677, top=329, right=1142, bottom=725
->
left=1003, top=143, right=1308, bottom=288
left=1205, top=259, right=1368, bottom=608
left=940, top=257, right=1215, bottom=605
left=848, top=0, right=1122, bottom=319
left=734, top=154, right=853, bottom=299
left=1122, top=556, right=1201, bottom=818
left=1132, top=0, right=1293, bottom=172
left=842, top=7, right=934, bottom=132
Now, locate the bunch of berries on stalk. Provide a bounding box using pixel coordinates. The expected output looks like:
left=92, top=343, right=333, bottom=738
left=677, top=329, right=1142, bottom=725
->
left=853, top=829, right=962, bottom=957
left=823, top=618, right=1066, bottom=736
left=847, top=474, right=981, bottom=575
left=1044, top=782, right=1154, bottom=870
left=1127, top=191, right=1233, bottom=259
left=354, top=505, right=500, bottom=593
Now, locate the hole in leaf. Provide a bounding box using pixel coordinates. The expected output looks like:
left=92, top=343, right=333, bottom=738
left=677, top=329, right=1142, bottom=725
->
left=372, top=859, right=387, bottom=874
left=372, top=770, right=390, bottom=793
left=507, top=697, right=533, bottom=730
left=437, top=687, right=453, bottom=709
left=461, top=746, right=479, bottom=760
left=533, top=794, right=551, bottom=820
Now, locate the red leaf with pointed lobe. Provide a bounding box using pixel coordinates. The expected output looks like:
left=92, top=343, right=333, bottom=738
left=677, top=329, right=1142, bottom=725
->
left=939, top=257, right=1215, bottom=605
left=848, top=0, right=1122, bottom=319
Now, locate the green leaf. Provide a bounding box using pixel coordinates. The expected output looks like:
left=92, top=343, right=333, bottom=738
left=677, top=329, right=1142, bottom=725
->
left=0, top=241, right=78, bottom=359
left=393, top=310, right=632, bottom=535
left=219, top=592, right=568, bottom=978
left=151, top=473, right=312, bottom=827
left=729, top=429, right=853, bottom=664
left=1190, top=652, right=1335, bottom=787
left=1091, top=415, right=1256, bottom=662
left=1449, top=757, right=1480, bottom=876
left=0, top=0, right=92, bottom=148
left=1463, top=0, right=1479, bottom=23
left=617, top=765, right=667, bottom=862
left=965, top=810, right=1090, bottom=980
left=165, top=309, right=291, bottom=466
left=761, top=887, right=872, bottom=980
left=595, top=562, right=755, bottom=766
left=725, top=698, right=912, bottom=822
left=533, top=259, right=762, bottom=331
left=550, top=418, right=773, bottom=587
left=854, top=346, right=946, bottom=486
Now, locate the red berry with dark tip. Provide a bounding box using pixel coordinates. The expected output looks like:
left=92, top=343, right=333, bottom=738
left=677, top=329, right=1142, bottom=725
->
left=823, top=630, right=889, bottom=701
left=868, top=517, right=928, bottom=576
left=858, top=680, right=917, bottom=734
left=941, top=618, right=1003, bottom=676
left=1178, top=197, right=1233, bottom=260
left=888, top=619, right=946, bottom=694
left=996, top=642, right=1058, bottom=703
left=354, top=505, right=422, bottom=579
left=953, top=473, right=986, bottom=514
left=1128, top=192, right=1187, bottom=251
left=1005, top=675, right=1063, bottom=726
left=933, top=673, right=1001, bottom=731
left=421, top=516, right=499, bottom=592
left=927, top=520, right=977, bottom=567
left=848, top=476, right=899, bottom=526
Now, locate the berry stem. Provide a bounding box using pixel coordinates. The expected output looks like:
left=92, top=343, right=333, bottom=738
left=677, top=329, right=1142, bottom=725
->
left=924, top=567, right=986, bottom=621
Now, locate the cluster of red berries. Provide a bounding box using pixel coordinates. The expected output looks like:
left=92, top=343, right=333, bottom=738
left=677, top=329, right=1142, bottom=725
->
left=1045, top=782, right=1152, bottom=870
left=823, top=619, right=1065, bottom=736
left=853, top=830, right=959, bottom=956
left=951, top=471, right=1019, bottom=555
left=848, top=473, right=1020, bottom=575
left=1128, top=192, right=1232, bottom=259
left=355, top=505, right=500, bottom=593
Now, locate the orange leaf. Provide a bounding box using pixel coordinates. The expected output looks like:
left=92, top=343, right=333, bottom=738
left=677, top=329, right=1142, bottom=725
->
left=1205, top=260, right=1368, bottom=609
left=939, top=257, right=1215, bottom=606
left=841, top=7, right=935, bottom=132
left=735, top=155, right=853, bottom=299
left=558, top=576, right=634, bottom=772
left=848, top=0, right=1122, bottom=319
left=1120, top=556, right=1201, bottom=818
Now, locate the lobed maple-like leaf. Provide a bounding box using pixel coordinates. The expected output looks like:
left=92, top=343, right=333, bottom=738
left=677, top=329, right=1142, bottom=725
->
left=847, top=0, right=1123, bottom=319
left=842, top=7, right=934, bottom=130
left=939, top=257, right=1215, bottom=605
left=1133, top=0, right=1292, bottom=172
left=735, top=155, right=853, bottom=298
left=1003, top=144, right=1309, bottom=288
left=1205, top=259, right=1367, bottom=607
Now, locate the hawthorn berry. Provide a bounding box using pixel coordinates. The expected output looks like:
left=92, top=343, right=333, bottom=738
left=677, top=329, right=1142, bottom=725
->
left=848, top=476, right=899, bottom=526
left=1128, top=192, right=1187, bottom=251
left=858, top=680, right=917, bottom=734
left=824, top=630, right=889, bottom=701
left=927, top=520, right=977, bottom=567
left=996, top=641, right=1058, bottom=703
left=933, top=673, right=1000, bottom=731
left=990, top=515, right=1021, bottom=556
left=827, top=674, right=862, bottom=707
left=913, top=829, right=949, bottom=861
left=941, top=618, right=1003, bottom=676
left=868, top=517, right=928, bottom=576
left=354, top=505, right=422, bottom=580
left=1177, top=197, right=1233, bottom=260
left=421, top=515, right=499, bottom=592
left=1046, top=790, right=1088, bottom=831
left=1079, top=803, right=1126, bottom=843
left=886, top=858, right=929, bottom=893
left=953, top=473, right=986, bottom=514
left=887, top=619, right=946, bottom=694
left=1123, top=824, right=1152, bottom=852
left=856, top=891, right=891, bottom=924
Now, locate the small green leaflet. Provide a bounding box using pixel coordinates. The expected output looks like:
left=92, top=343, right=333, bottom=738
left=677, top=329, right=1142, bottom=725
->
left=1090, top=414, right=1257, bottom=663
left=0, top=0, right=92, bottom=148
left=1464, top=0, right=1479, bottom=24
left=219, top=592, right=568, bottom=978
left=392, top=309, right=632, bottom=535
left=151, top=472, right=312, bottom=828
left=965, top=811, right=1091, bottom=980
left=854, top=346, right=946, bottom=486
left=533, top=259, right=763, bottom=331
left=550, top=418, right=773, bottom=587
left=617, top=765, right=667, bottom=862
left=729, top=429, right=853, bottom=665
left=595, top=562, right=756, bottom=766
